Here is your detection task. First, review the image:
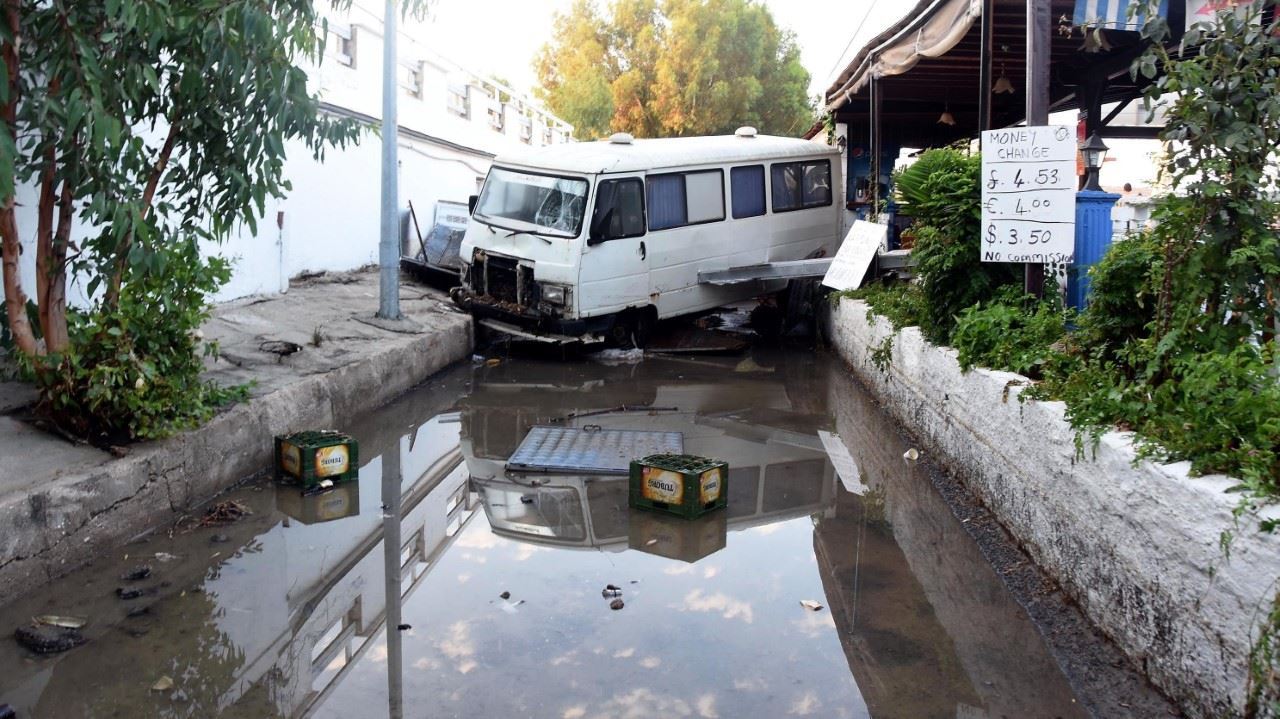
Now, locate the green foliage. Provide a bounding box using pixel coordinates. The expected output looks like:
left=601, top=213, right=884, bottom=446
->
left=896, top=148, right=1021, bottom=344
left=869, top=335, right=893, bottom=373
left=22, top=242, right=248, bottom=442
left=1076, top=232, right=1162, bottom=364
left=952, top=288, right=1074, bottom=380
left=1249, top=586, right=1280, bottom=718
left=1, top=0, right=379, bottom=441
left=841, top=280, right=927, bottom=331
left=536, top=0, right=813, bottom=138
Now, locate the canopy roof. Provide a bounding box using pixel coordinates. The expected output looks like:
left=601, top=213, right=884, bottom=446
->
left=819, top=0, right=1167, bottom=147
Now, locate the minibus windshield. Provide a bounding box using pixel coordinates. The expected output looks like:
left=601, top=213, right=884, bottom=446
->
left=474, top=168, right=589, bottom=238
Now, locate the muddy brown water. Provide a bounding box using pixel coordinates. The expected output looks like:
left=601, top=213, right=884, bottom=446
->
left=0, top=349, right=1113, bottom=718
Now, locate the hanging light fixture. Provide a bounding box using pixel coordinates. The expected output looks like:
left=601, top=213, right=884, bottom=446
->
left=937, top=103, right=956, bottom=126
left=992, top=63, right=1016, bottom=94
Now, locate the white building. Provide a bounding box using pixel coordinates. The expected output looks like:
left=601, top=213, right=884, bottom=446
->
left=15, top=1, right=573, bottom=305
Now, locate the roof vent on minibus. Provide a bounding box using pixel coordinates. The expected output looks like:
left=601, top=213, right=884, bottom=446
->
left=609, top=132, right=634, bottom=145
left=735, top=126, right=758, bottom=138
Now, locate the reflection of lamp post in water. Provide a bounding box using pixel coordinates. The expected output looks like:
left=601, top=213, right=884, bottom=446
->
left=382, top=446, right=405, bottom=719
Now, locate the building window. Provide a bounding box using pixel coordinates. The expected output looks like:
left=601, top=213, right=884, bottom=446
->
left=646, top=170, right=725, bottom=231
left=771, top=159, right=832, bottom=212
left=399, top=61, right=422, bottom=98
left=730, top=165, right=766, bottom=218
left=447, top=84, right=469, bottom=118
left=332, top=25, right=355, bottom=68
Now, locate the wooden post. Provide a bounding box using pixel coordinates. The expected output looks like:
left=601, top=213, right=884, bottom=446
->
left=870, top=76, right=882, bottom=217
left=1024, top=0, right=1051, bottom=297
left=979, top=0, right=994, bottom=134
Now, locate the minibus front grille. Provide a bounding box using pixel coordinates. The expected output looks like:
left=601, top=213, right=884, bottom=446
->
left=485, top=256, right=519, bottom=304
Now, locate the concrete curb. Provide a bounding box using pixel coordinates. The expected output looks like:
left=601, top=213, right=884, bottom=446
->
left=825, top=297, right=1280, bottom=718
left=0, top=312, right=472, bottom=606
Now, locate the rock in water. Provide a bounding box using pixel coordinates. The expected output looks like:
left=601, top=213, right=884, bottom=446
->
left=14, top=624, right=86, bottom=654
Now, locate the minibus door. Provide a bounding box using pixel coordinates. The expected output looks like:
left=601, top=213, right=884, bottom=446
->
left=579, top=176, right=649, bottom=318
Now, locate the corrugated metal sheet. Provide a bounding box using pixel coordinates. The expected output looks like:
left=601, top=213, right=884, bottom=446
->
left=506, top=426, right=684, bottom=475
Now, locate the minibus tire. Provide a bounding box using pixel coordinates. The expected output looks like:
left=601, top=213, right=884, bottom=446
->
left=608, top=308, right=654, bottom=349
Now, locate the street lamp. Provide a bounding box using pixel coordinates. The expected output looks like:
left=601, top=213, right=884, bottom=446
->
left=1081, top=132, right=1109, bottom=191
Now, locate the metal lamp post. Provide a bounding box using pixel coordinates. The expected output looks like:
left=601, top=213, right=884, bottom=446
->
left=1081, top=133, right=1109, bottom=191
left=1068, top=132, right=1120, bottom=310
left=377, top=0, right=402, bottom=321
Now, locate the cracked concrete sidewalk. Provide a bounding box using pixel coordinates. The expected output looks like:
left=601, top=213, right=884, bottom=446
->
left=0, top=269, right=473, bottom=604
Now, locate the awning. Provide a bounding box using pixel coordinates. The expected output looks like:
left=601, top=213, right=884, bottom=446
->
left=827, top=0, right=982, bottom=109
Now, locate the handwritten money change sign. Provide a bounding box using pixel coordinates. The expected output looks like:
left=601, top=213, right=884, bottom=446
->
left=980, top=126, right=1076, bottom=264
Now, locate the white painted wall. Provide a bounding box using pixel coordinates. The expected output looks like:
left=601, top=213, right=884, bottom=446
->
left=10, top=1, right=573, bottom=312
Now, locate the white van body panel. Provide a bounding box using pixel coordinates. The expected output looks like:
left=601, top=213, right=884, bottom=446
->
left=455, top=134, right=841, bottom=336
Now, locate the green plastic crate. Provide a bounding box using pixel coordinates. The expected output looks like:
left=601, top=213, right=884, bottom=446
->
left=275, top=430, right=359, bottom=488
left=628, top=453, right=728, bottom=519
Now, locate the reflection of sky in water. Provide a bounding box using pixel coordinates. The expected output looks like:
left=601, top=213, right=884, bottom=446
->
left=316, top=507, right=870, bottom=719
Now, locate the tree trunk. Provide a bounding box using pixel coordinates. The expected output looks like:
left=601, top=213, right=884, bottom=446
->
left=1, top=0, right=38, bottom=356
left=104, top=120, right=179, bottom=309
left=43, top=181, right=72, bottom=353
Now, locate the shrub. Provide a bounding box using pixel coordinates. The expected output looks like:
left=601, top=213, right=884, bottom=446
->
left=1077, top=231, right=1162, bottom=364
left=895, top=148, right=1020, bottom=344
left=842, top=280, right=926, bottom=331
left=952, top=288, right=1074, bottom=379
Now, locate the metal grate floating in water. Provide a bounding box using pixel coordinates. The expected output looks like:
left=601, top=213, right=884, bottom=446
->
left=506, top=426, right=684, bottom=475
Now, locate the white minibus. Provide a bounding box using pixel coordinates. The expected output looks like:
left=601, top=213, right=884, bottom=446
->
left=450, top=128, right=842, bottom=345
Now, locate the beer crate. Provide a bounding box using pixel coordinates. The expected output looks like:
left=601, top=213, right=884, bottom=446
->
left=628, top=453, right=727, bottom=519
left=275, top=430, right=359, bottom=488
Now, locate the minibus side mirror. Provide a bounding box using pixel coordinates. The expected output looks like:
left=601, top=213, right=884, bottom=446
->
left=468, top=194, right=478, bottom=215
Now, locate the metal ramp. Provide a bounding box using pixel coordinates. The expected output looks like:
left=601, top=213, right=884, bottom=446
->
left=506, top=426, right=684, bottom=475
left=697, top=251, right=915, bottom=287
left=697, top=258, right=833, bottom=286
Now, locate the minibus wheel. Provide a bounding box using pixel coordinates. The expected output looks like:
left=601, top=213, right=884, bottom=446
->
left=607, top=308, right=654, bottom=349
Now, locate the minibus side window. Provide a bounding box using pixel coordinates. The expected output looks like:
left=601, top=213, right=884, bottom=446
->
left=770, top=160, right=833, bottom=212
left=646, top=170, right=725, bottom=230
left=730, top=165, right=766, bottom=218
left=589, top=178, right=646, bottom=242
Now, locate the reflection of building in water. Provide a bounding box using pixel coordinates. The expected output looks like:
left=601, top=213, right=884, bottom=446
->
left=820, top=360, right=1087, bottom=719
left=460, top=356, right=839, bottom=559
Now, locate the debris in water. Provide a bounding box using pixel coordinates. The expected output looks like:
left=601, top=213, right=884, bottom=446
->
left=501, top=600, right=526, bottom=614
left=609, top=599, right=625, bottom=611
left=799, top=600, right=825, bottom=612
left=645, top=539, right=658, bottom=546
left=126, top=606, right=151, bottom=619
left=589, top=348, right=644, bottom=365
left=201, top=500, right=252, bottom=526
left=210, top=533, right=230, bottom=544
left=33, top=615, right=87, bottom=629
left=396, top=624, right=411, bottom=631
left=520, top=495, right=534, bottom=505
left=485, top=358, right=502, bottom=367
left=154, top=552, right=180, bottom=562
left=734, top=357, right=774, bottom=373
left=115, top=587, right=147, bottom=600
left=14, top=624, right=86, bottom=654
left=150, top=675, right=174, bottom=692
left=903, top=448, right=920, bottom=461
left=499, top=591, right=511, bottom=600
left=120, top=565, right=152, bottom=582
left=602, top=584, right=622, bottom=598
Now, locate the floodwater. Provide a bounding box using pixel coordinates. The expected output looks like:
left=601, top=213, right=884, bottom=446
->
left=0, top=348, right=1093, bottom=718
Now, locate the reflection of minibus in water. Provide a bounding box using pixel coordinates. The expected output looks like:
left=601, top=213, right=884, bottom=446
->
left=450, top=128, right=842, bottom=345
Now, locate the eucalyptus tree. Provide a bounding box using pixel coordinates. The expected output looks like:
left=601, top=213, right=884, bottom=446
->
left=0, top=0, right=370, bottom=440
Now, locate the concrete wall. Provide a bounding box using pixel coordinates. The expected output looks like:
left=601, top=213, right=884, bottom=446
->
left=825, top=297, right=1280, bottom=718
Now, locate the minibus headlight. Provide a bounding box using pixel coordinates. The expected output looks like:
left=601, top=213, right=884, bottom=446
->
left=541, top=284, right=568, bottom=306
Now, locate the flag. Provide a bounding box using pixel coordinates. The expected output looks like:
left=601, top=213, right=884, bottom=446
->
left=1074, top=0, right=1171, bottom=30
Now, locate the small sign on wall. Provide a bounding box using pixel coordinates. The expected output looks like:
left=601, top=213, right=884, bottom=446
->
left=822, top=220, right=887, bottom=292
left=980, top=126, right=1077, bottom=264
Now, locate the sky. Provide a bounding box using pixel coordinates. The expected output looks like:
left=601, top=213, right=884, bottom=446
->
left=415, top=0, right=910, bottom=102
